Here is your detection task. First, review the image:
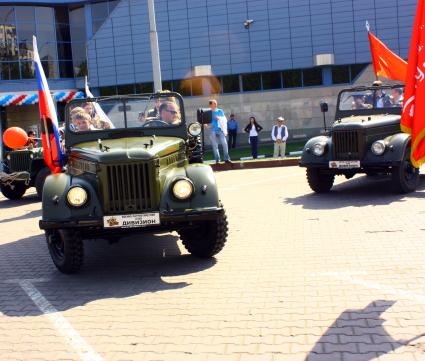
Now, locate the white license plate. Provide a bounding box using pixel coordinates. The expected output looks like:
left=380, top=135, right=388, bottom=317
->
left=103, top=213, right=160, bottom=228
left=329, top=160, right=360, bottom=169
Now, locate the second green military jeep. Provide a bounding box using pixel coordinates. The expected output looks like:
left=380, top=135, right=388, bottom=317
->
left=39, top=92, right=228, bottom=274
left=300, top=84, right=419, bottom=193
left=1, top=143, right=51, bottom=200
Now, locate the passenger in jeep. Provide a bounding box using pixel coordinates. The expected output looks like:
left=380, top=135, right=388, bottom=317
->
left=71, top=112, right=91, bottom=132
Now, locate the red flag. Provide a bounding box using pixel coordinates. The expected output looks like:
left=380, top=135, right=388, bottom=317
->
left=368, top=30, right=407, bottom=82
left=401, top=0, right=425, bottom=167
left=33, top=36, right=63, bottom=174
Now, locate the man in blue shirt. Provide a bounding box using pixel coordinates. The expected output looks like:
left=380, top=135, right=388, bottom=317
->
left=206, top=99, right=231, bottom=164
left=227, top=114, right=238, bottom=149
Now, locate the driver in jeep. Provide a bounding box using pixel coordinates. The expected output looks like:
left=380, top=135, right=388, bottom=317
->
left=158, top=101, right=181, bottom=125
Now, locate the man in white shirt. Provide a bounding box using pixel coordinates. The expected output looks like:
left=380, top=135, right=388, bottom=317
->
left=271, top=116, right=288, bottom=158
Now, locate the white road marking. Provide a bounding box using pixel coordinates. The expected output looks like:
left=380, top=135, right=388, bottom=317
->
left=18, top=280, right=104, bottom=361
left=221, top=172, right=301, bottom=191
left=314, top=272, right=425, bottom=304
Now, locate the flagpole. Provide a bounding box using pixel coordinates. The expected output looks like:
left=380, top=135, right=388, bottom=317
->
left=148, top=0, right=162, bottom=92
left=366, top=20, right=379, bottom=81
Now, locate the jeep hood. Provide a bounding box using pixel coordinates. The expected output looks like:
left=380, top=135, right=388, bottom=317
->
left=332, top=114, right=401, bottom=130
left=69, top=136, right=184, bottom=163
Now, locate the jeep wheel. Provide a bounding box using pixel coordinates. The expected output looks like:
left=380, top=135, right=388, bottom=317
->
left=46, top=229, right=84, bottom=274
left=392, top=148, right=419, bottom=193
left=35, top=167, right=51, bottom=199
left=0, top=182, right=27, bottom=200
left=306, top=168, right=335, bottom=193
left=179, top=209, right=228, bottom=258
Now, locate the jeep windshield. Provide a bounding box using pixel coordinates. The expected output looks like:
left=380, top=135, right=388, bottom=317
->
left=338, top=86, right=404, bottom=111
left=67, top=94, right=183, bottom=133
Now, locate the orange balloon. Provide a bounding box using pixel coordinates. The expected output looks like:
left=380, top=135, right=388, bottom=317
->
left=3, top=127, right=29, bottom=149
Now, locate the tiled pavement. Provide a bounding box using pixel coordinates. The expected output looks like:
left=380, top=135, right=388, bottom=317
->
left=1, top=166, right=425, bottom=361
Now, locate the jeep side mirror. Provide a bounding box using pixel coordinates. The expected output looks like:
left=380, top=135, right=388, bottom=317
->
left=320, top=101, right=328, bottom=132
left=197, top=108, right=212, bottom=124
left=320, top=102, right=328, bottom=113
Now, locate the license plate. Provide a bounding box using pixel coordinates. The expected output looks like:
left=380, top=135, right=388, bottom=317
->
left=103, top=213, right=160, bottom=228
left=329, top=160, right=360, bottom=169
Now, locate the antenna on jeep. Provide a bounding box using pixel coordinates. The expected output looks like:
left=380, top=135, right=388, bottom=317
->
left=320, top=101, right=328, bottom=132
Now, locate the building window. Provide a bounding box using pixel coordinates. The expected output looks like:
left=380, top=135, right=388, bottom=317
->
left=242, top=73, right=261, bottom=92
left=332, top=65, right=350, bottom=84
left=173, top=79, right=191, bottom=96
left=20, top=61, right=34, bottom=78
left=117, top=84, right=135, bottom=94
left=91, top=1, right=119, bottom=34
left=135, top=82, right=153, bottom=93
left=59, top=61, right=73, bottom=78
left=0, top=61, right=20, bottom=80
left=191, top=78, right=203, bottom=96
left=0, top=6, right=15, bottom=25
left=350, top=63, right=368, bottom=81
left=262, top=71, right=282, bottom=90
left=303, top=68, right=323, bottom=86
left=282, top=70, right=301, bottom=88
left=222, top=75, right=240, bottom=93
left=100, top=86, right=117, bottom=96
left=162, top=80, right=172, bottom=91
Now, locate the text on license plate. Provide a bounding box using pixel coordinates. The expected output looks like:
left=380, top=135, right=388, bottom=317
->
left=103, top=213, right=160, bottom=228
left=329, top=160, right=360, bottom=169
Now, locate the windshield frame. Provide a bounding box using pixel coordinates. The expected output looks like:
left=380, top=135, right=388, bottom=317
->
left=335, top=84, right=404, bottom=120
left=64, top=92, right=187, bottom=148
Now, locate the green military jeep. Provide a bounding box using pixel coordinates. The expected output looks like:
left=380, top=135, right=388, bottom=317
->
left=39, top=92, right=228, bottom=274
left=1, top=143, right=51, bottom=200
left=300, top=84, right=419, bottom=193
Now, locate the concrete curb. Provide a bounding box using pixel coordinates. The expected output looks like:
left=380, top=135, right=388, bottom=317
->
left=210, top=157, right=300, bottom=171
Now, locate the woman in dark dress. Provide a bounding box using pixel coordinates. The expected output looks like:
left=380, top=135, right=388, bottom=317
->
left=244, top=116, right=263, bottom=159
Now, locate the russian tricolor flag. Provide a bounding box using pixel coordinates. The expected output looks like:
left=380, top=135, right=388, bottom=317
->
left=33, top=35, right=63, bottom=174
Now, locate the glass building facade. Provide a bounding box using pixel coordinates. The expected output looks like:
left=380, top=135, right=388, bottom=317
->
left=0, top=1, right=117, bottom=81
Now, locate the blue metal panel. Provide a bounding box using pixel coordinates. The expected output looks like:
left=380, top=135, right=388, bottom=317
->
left=231, top=63, right=252, bottom=73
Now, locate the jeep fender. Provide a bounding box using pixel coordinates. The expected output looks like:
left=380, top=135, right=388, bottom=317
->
left=362, top=133, right=411, bottom=164
left=42, top=173, right=103, bottom=222
left=385, top=133, right=411, bottom=162
left=159, top=164, right=219, bottom=212
left=300, top=135, right=332, bottom=166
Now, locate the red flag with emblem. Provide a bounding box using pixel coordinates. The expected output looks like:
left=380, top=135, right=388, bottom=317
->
left=401, top=0, right=425, bottom=167
left=368, top=30, right=407, bottom=82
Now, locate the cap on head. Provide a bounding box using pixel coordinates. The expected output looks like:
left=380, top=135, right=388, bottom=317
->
left=209, top=99, right=217, bottom=105
left=277, top=116, right=284, bottom=122
left=372, top=80, right=383, bottom=86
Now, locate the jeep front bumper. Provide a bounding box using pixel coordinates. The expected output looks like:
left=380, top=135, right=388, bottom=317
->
left=39, top=207, right=224, bottom=230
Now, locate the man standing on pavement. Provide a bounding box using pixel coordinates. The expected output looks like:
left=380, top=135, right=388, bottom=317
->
left=271, top=116, right=288, bottom=158
left=206, top=99, right=232, bottom=164
left=227, top=114, right=238, bottom=149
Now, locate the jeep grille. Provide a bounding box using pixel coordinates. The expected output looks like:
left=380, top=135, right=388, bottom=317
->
left=332, top=130, right=364, bottom=160
left=103, top=162, right=157, bottom=214
left=8, top=151, right=32, bottom=172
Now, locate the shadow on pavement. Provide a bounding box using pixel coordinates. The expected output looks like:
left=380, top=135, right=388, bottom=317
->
left=0, top=192, right=39, bottom=209
left=0, top=209, right=41, bottom=223
left=284, top=174, right=425, bottom=209
left=306, top=300, right=424, bottom=360
left=0, top=231, right=215, bottom=317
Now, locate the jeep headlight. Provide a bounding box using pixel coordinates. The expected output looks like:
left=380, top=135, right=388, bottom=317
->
left=172, top=179, right=194, bottom=200
left=188, top=122, right=202, bottom=137
left=312, top=142, right=326, bottom=156
left=371, top=140, right=386, bottom=155
left=66, top=186, right=88, bottom=207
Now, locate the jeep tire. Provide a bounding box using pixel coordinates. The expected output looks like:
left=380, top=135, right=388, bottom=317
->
left=46, top=229, right=84, bottom=274
left=0, top=181, right=27, bottom=200
left=391, top=147, right=419, bottom=193
left=306, top=168, right=335, bottom=193
left=179, top=209, right=228, bottom=258
left=35, top=167, right=51, bottom=199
